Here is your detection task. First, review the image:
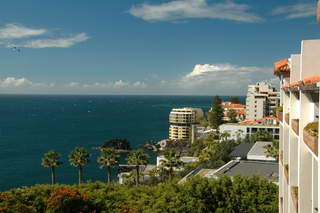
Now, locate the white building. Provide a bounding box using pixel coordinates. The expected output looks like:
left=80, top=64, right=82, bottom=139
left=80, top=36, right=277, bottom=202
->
left=246, top=81, right=280, bottom=121
left=275, top=40, right=320, bottom=213
left=156, top=156, right=199, bottom=167
left=219, top=117, right=280, bottom=141
left=247, top=141, right=276, bottom=161
left=169, top=108, right=204, bottom=141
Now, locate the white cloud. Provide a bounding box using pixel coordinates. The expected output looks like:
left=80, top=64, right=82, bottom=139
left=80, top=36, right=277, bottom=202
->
left=20, top=33, right=89, bottom=48
left=0, top=77, right=55, bottom=88
left=63, top=80, right=147, bottom=89
left=113, top=80, right=128, bottom=88
left=132, top=81, right=147, bottom=88
left=65, top=82, right=81, bottom=88
left=0, top=24, right=47, bottom=39
left=129, top=0, right=262, bottom=23
left=0, top=77, right=32, bottom=87
left=272, top=3, right=315, bottom=19
left=179, top=63, right=273, bottom=94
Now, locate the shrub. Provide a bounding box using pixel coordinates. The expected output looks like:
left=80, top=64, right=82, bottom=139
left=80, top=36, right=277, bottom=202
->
left=0, top=176, right=278, bottom=213
left=304, top=121, right=318, bottom=137
left=46, top=188, right=93, bottom=213
left=275, top=106, right=283, bottom=112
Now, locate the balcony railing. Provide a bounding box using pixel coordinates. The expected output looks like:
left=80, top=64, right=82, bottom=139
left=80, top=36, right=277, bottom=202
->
left=292, top=119, right=299, bottom=135
left=303, top=129, right=318, bottom=156
left=285, top=113, right=290, bottom=125
left=276, top=111, right=283, bottom=122
left=291, top=186, right=298, bottom=212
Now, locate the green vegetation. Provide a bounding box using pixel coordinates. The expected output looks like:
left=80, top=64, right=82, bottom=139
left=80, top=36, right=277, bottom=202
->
left=97, top=148, right=120, bottom=183
left=68, top=147, right=90, bottom=184
left=273, top=106, right=283, bottom=116
left=41, top=151, right=63, bottom=185
left=304, top=121, right=319, bottom=136
left=208, top=96, right=224, bottom=129
left=0, top=176, right=278, bottom=213
left=199, top=116, right=209, bottom=127
left=229, top=96, right=240, bottom=104
left=102, top=138, right=131, bottom=151
left=275, top=106, right=283, bottom=112
left=264, top=140, right=279, bottom=162
left=160, top=149, right=183, bottom=180
left=292, top=186, right=298, bottom=200
left=227, top=109, right=238, bottom=123
left=189, top=133, right=237, bottom=169
left=126, top=149, right=149, bottom=185
left=246, top=130, right=273, bottom=143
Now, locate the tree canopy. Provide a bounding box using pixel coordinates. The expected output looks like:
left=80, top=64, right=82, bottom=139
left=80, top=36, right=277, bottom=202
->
left=229, top=96, right=240, bottom=104
left=0, top=176, right=278, bottom=213
left=208, top=96, right=224, bottom=129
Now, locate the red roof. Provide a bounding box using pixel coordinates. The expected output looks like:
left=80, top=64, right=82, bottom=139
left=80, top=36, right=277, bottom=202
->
left=302, top=75, right=320, bottom=84
left=282, top=75, right=320, bottom=90
left=274, top=59, right=290, bottom=75
left=221, top=102, right=246, bottom=109
left=289, top=82, right=299, bottom=88
left=240, top=116, right=279, bottom=125
left=236, top=110, right=246, bottom=115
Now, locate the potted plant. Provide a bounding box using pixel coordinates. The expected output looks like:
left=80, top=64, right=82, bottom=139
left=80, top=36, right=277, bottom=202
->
left=291, top=186, right=298, bottom=211
left=284, top=164, right=289, bottom=182
left=275, top=106, right=283, bottom=121
left=304, top=121, right=318, bottom=155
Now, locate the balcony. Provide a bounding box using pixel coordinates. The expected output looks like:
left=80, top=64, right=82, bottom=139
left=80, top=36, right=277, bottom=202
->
left=284, top=164, right=289, bottom=183
left=280, top=151, right=283, bottom=165
left=285, top=113, right=290, bottom=125
left=303, top=128, right=318, bottom=156
left=291, top=186, right=298, bottom=212
left=291, top=119, right=299, bottom=135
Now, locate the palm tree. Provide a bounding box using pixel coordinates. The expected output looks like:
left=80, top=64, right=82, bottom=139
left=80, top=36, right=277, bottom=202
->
left=97, top=148, right=119, bottom=183
left=68, top=147, right=90, bottom=184
left=160, top=149, right=183, bottom=180
left=264, top=140, right=279, bottom=162
left=220, top=131, right=231, bottom=141
left=126, top=149, right=149, bottom=185
left=41, top=150, right=63, bottom=184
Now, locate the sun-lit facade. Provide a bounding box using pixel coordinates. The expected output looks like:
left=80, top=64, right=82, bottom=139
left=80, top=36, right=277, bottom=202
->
left=275, top=40, right=320, bottom=213
left=169, top=108, right=204, bottom=140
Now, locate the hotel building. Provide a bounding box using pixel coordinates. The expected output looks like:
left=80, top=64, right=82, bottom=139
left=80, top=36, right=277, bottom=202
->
left=246, top=81, right=280, bottom=121
left=275, top=40, right=320, bottom=212
left=169, top=108, right=204, bottom=141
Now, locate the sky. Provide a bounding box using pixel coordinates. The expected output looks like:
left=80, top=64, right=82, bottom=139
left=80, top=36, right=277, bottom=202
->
left=0, top=0, right=319, bottom=95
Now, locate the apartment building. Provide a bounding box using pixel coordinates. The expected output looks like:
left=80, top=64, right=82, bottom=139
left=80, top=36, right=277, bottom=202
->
left=221, top=101, right=246, bottom=121
left=246, top=81, right=280, bottom=121
left=219, top=116, right=280, bottom=141
left=275, top=40, right=320, bottom=213
left=169, top=108, right=204, bottom=141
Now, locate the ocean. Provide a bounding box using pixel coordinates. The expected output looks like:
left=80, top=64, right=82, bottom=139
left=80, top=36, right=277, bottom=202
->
left=0, top=95, right=243, bottom=191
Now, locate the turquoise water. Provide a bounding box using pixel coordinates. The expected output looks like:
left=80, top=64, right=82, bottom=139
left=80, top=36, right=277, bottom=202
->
left=0, top=95, right=243, bottom=191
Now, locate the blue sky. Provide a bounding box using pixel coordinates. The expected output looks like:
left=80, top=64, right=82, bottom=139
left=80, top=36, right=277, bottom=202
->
left=0, top=0, right=318, bottom=95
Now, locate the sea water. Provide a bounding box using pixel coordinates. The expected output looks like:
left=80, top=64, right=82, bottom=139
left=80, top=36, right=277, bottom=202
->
left=0, top=95, right=243, bottom=191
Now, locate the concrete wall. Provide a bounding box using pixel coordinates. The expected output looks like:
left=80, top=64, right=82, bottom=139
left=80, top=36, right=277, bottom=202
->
left=301, top=40, right=320, bottom=80
left=290, top=54, right=301, bottom=83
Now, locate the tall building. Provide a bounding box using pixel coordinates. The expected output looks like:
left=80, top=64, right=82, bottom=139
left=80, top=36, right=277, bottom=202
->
left=169, top=108, right=204, bottom=141
left=246, top=81, right=280, bottom=121
left=275, top=40, right=320, bottom=213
